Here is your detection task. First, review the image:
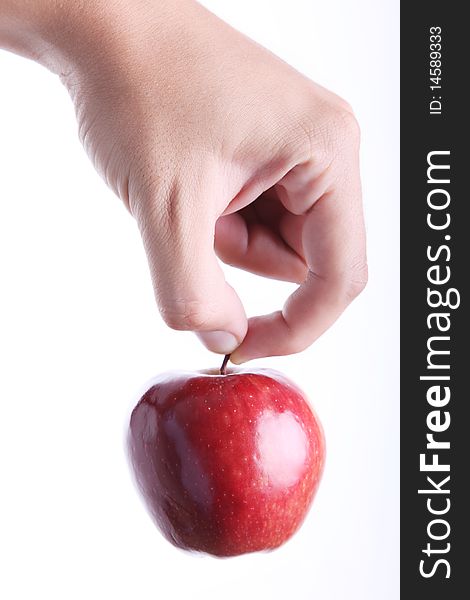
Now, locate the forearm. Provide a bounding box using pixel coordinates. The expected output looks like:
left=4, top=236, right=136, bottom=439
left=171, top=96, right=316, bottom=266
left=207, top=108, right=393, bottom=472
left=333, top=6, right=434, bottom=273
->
left=0, top=0, right=72, bottom=65
left=0, top=0, right=183, bottom=75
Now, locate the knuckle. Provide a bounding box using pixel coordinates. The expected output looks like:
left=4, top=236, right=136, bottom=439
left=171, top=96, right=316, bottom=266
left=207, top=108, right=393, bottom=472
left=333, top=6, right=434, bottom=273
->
left=335, top=96, right=355, bottom=116
left=335, top=107, right=361, bottom=143
left=279, top=317, right=310, bottom=356
left=344, top=262, right=369, bottom=301
left=299, top=99, right=361, bottom=163
left=161, top=299, right=214, bottom=331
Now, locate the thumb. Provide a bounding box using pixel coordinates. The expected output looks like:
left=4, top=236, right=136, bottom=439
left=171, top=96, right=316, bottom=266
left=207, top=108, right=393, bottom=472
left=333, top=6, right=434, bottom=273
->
left=134, top=183, right=247, bottom=354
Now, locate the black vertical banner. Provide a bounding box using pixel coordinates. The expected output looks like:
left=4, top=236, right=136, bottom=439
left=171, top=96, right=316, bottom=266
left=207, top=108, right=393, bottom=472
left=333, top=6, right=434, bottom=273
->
left=401, top=2, right=468, bottom=598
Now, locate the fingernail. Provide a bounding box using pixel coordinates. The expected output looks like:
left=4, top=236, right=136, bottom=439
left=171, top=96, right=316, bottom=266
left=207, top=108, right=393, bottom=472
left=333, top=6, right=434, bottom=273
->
left=229, top=354, right=246, bottom=365
left=196, top=331, right=239, bottom=354
left=228, top=348, right=247, bottom=365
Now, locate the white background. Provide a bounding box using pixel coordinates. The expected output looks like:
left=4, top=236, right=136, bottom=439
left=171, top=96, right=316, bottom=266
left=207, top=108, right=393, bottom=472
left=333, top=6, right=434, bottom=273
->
left=0, top=1, right=399, bottom=598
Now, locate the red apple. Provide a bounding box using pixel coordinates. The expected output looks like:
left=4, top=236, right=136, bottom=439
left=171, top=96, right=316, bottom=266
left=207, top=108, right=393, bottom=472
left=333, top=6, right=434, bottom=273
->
left=128, top=358, right=325, bottom=557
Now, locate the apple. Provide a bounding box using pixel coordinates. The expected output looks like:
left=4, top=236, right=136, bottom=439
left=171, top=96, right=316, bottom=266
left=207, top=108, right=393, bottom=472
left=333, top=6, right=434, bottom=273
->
left=127, top=356, right=325, bottom=557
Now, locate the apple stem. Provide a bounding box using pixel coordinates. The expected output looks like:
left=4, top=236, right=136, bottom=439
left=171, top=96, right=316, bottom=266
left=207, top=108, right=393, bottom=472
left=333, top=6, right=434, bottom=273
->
left=220, top=354, right=230, bottom=375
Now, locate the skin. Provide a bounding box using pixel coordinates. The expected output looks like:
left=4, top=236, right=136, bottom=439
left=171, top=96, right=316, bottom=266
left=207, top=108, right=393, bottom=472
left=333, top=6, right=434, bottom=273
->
left=0, top=0, right=367, bottom=363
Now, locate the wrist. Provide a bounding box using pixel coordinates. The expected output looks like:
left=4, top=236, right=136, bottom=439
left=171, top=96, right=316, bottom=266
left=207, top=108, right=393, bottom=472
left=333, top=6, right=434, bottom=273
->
left=0, top=0, right=77, bottom=66
left=0, top=0, right=186, bottom=75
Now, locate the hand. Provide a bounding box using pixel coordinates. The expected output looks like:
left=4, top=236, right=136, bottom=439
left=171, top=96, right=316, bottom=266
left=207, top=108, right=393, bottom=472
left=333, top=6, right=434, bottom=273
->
left=1, top=0, right=367, bottom=362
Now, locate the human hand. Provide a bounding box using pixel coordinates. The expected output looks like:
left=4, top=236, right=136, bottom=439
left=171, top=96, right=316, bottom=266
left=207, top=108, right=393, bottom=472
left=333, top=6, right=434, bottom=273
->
left=2, top=0, right=367, bottom=363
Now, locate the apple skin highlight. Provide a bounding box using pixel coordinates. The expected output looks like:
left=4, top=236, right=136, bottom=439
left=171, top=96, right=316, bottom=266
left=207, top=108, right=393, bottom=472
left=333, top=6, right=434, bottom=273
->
left=128, top=367, right=325, bottom=557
